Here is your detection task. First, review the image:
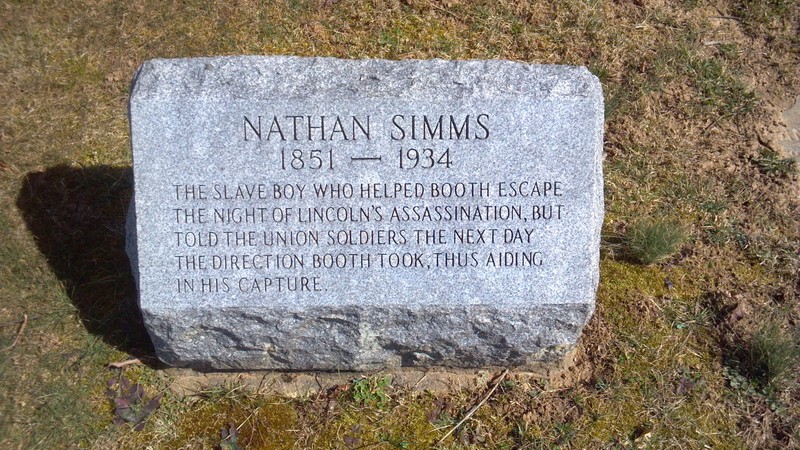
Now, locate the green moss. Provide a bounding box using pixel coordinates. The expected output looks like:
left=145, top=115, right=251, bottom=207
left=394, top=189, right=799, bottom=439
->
left=311, top=394, right=439, bottom=449
left=582, top=259, right=740, bottom=446
left=599, top=260, right=668, bottom=300
left=163, top=395, right=297, bottom=449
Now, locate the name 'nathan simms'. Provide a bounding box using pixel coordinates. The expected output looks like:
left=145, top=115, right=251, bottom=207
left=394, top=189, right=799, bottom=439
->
left=243, top=114, right=491, bottom=142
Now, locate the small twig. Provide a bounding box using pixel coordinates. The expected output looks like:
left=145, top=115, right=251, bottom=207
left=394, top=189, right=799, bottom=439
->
left=436, top=369, right=510, bottom=446
left=1, top=314, right=28, bottom=352
left=424, top=0, right=465, bottom=21
left=313, top=373, right=324, bottom=395
left=256, top=373, right=274, bottom=396
left=414, top=369, right=431, bottom=388
left=108, top=358, right=142, bottom=369
left=237, top=406, right=260, bottom=431
left=702, top=110, right=738, bottom=134
left=0, top=315, right=37, bottom=328
left=756, top=132, right=777, bottom=152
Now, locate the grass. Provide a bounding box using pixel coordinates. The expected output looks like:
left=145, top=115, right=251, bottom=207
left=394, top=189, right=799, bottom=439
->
left=733, top=0, right=796, bottom=28
left=1, top=0, right=799, bottom=448
left=689, top=55, right=757, bottom=116
left=626, top=220, right=687, bottom=265
left=351, top=376, right=393, bottom=409
left=755, top=146, right=798, bottom=177
left=748, top=321, right=800, bottom=391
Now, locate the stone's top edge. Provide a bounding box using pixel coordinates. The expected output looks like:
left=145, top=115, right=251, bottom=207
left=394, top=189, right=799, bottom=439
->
left=130, top=55, right=602, bottom=101
left=140, top=306, right=595, bottom=315
left=141, top=300, right=597, bottom=310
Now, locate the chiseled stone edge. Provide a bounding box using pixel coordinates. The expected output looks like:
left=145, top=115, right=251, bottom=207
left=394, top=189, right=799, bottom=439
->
left=141, top=303, right=592, bottom=371
left=130, top=56, right=602, bottom=103
left=125, top=197, right=139, bottom=294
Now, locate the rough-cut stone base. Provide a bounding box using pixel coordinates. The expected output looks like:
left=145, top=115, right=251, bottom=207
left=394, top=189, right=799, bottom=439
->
left=141, top=304, right=590, bottom=371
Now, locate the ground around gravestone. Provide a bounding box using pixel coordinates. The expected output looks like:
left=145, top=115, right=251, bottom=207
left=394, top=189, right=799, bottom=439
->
left=162, top=349, right=582, bottom=398
left=1, top=1, right=799, bottom=449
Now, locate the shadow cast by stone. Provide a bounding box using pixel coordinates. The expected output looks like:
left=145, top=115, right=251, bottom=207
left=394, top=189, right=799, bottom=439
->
left=16, top=164, right=155, bottom=363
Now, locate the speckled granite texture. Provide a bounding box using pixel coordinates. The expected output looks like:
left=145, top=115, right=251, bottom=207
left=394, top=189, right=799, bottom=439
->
left=127, top=56, right=604, bottom=370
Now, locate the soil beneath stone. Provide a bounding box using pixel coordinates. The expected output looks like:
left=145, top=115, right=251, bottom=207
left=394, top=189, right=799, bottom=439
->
left=164, top=348, right=582, bottom=397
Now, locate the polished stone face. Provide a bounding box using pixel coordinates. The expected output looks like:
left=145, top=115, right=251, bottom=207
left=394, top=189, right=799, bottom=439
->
left=126, top=56, right=604, bottom=370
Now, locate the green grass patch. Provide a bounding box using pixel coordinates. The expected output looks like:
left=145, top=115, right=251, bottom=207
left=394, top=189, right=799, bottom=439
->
left=350, top=375, right=392, bottom=409
left=754, top=147, right=798, bottom=177
left=733, top=0, right=795, bottom=25
left=688, top=56, right=757, bottom=117
left=626, top=220, right=687, bottom=265
left=747, top=322, right=800, bottom=391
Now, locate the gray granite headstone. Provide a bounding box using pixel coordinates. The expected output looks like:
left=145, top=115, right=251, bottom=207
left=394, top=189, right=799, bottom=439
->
left=126, top=56, right=604, bottom=370
left=779, top=96, right=800, bottom=162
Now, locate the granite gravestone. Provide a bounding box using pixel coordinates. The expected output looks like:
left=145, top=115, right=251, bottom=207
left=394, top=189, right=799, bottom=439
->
left=126, top=56, right=604, bottom=370
left=780, top=96, right=800, bottom=162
